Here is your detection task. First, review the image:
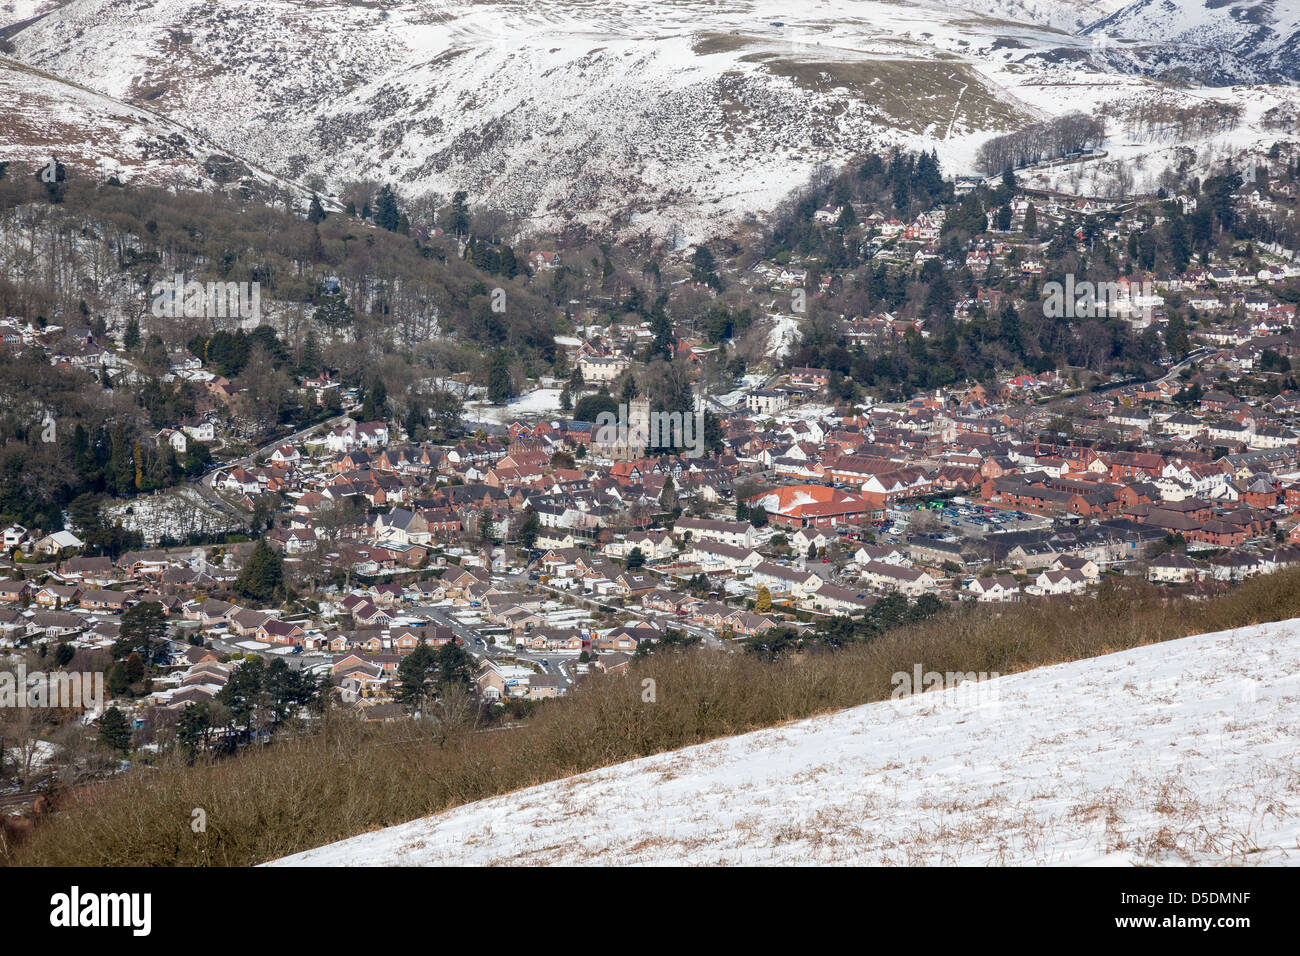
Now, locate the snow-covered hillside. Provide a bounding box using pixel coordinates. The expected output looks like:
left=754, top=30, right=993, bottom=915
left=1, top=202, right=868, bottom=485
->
left=0, top=55, right=323, bottom=202
left=272, top=619, right=1300, bottom=866
left=0, top=0, right=63, bottom=31
left=5, top=0, right=1293, bottom=240
left=951, top=0, right=1130, bottom=32
left=1085, top=0, right=1300, bottom=84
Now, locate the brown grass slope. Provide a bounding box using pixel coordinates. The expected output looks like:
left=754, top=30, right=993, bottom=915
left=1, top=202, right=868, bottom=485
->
left=7, top=571, right=1300, bottom=866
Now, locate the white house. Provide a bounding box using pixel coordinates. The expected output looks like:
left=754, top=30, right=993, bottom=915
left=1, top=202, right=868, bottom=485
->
left=747, top=561, right=823, bottom=599
left=182, top=421, right=216, bottom=443
left=1031, top=569, right=1089, bottom=595
left=965, top=574, right=1020, bottom=602
left=1146, top=552, right=1198, bottom=585
left=675, top=518, right=757, bottom=550
left=859, top=560, right=936, bottom=596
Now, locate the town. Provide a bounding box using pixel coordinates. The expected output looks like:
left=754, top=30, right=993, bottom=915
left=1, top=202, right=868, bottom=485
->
left=2, top=138, right=1300, bottom=798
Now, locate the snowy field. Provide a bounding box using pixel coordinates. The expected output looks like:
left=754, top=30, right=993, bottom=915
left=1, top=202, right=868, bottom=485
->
left=272, top=618, right=1300, bottom=866
left=462, top=388, right=563, bottom=425
left=764, top=314, right=803, bottom=361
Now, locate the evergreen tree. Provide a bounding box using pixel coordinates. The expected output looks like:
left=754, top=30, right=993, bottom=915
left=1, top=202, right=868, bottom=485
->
left=217, top=656, right=266, bottom=740
left=517, top=506, right=541, bottom=549
left=659, top=475, right=678, bottom=512
left=264, top=657, right=318, bottom=725
left=648, top=306, right=674, bottom=362
left=487, top=350, right=513, bottom=404
left=307, top=194, right=328, bottom=224
left=436, top=641, right=474, bottom=692
left=300, top=326, right=321, bottom=375
left=404, top=403, right=424, bottom=441
left=115, top=601, right=168, bottom=663
left=923, top=271, right=955, bottom=321
left=98, top=706, right=132, bottom=755
left=397, top=642, right=475, bottom=715
left=177, top=701, right=212, bottom=759
left=1169, top=215, right=1191, bottom=271
left=1164, top=313, right=1190, bottom=357
left=396, top=644, right=439, bottom=714
left=444, top=190, right=471, bottom=237
left=235, top=538, right=285, bottom=603
left=123, top=315, right=141, bottom=351
left=374, top=185, right=401, bottom=232
left=313, top=294, right=355, bottom=329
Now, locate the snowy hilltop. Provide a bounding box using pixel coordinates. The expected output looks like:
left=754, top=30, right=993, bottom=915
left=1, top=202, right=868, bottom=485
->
left=5, top=0, right=1296, bottom=240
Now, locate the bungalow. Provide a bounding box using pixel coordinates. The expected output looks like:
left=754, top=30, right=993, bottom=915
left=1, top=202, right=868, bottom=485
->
left=641, top=589, right=699, bottom=615
left=79, top=589, right=133, bottom=612
left=26, top=611, right=84, bottom=637
left=31, top=530, right=84, bottom=556
left=34, top=584, right=82, bottom=608
left=805, top=583, right=876, bottom=614
left=520, top=628, right=585, bottom=652
left=57, top=556, right=116, bottom=587
left=258, top=619, right=307, bottom=646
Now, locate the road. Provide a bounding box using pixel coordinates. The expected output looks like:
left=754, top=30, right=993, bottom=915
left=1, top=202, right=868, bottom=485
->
left=413, top=604, right=579, bottom=690
left=196, top=410, right=356, bottom=513
left=1159, top=346, right=1212, bottom=384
